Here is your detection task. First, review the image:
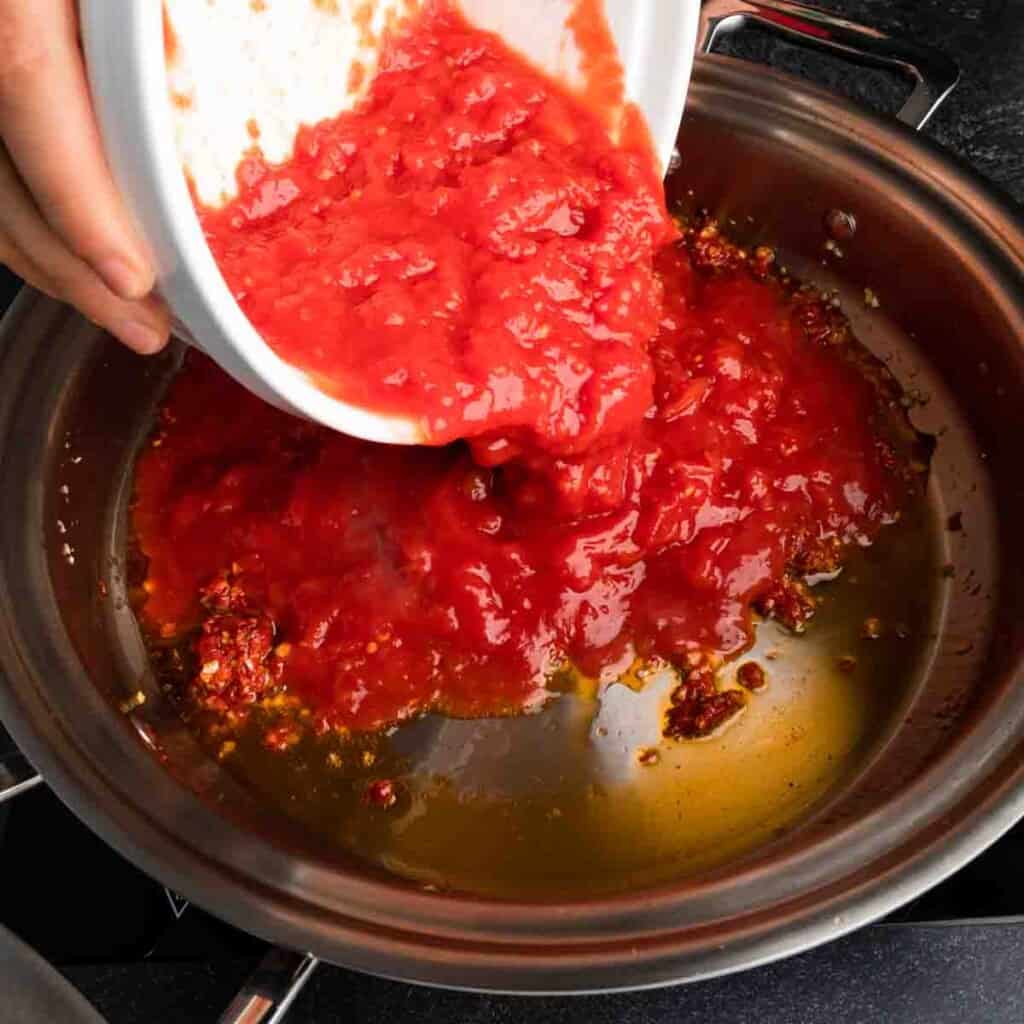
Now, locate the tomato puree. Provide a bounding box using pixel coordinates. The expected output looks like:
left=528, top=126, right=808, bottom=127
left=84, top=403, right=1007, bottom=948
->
left=134, top=219, right=923, bottom=737
left=135, top=3, right=925, bottom=741
left=197, top=4, right=674, bottom=457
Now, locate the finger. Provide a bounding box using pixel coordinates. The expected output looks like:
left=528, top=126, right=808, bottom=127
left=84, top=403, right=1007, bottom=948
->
left=0, top=153, right=169, bottom=353
left=0, top=0, right=155, bottom=301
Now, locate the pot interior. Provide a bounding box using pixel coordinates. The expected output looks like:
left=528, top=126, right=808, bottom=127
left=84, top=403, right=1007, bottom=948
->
left=109, top=361, right=944, bottom=898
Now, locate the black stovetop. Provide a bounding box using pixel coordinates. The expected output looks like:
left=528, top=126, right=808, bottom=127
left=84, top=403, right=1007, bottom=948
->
left=3, top=1, right=1024, bottom=1021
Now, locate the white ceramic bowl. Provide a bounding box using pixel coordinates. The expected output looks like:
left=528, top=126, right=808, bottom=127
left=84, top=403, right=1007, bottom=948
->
left=80, top=1, right=698, bottom=443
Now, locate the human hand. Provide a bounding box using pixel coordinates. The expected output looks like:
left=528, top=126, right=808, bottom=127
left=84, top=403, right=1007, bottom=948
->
left=0, top=0, right=169, bottom=353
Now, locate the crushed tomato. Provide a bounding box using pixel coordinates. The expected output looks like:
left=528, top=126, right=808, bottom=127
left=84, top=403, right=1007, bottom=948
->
left=133, top=224, right=923, bottom=737
left=134, top=4, right=925, bottom=740
left=197, top=5, right=675, bottom=459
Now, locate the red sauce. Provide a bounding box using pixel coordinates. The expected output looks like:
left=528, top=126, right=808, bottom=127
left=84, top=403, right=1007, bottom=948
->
left=135, top=4, right=923, bottom=739
left=565, top=0, right=626, bottom=133
left=134, top=224, right=919, bottom=735
left=162, top=4, right=179, bottom=65
left=197, top=5, right=674, bottom=458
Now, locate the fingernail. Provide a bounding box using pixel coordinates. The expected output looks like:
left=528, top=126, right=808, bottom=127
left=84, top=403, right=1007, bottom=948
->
left=116, top=319, right=166, bottom=354
left=97, top=256, right=150, bottom=300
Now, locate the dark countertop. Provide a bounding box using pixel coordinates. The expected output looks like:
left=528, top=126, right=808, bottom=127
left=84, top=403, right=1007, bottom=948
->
left=61, top=923, right=1024, bottom=1024
left=8, top=2, right=1024, bottom=1021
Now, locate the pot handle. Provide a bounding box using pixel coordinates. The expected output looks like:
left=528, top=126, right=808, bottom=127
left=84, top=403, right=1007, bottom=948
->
left=218, top=948, right=319, bottom=1024
left=697, top=0, right=961, bottom=130
left=0, top=723, right=42, bottom=803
